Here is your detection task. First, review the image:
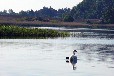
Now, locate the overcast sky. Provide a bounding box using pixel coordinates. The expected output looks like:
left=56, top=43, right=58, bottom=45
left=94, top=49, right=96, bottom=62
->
left=0, top=0, right=83, bottom=12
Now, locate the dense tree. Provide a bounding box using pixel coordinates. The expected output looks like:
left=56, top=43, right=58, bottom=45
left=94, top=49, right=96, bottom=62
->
left=58, top=8, right=71, bottom=18
left=0, top=7, right=71, bottom=21
left=37, top=6, right=57, bottom=17
left=8, top=9, right=15, bottom=15
left=63, top=15, right=74, bottom=22
left=27, top=9, right=35, bottom=17
left=3, top=10, right=8, bottom=15
left=0, top=1, right=114, bottom=24
left=0, top=10, right=8, bottom=15
left=102, top=8, right=114, bottom=24
left=71, top=0, right=97, bottom=19
left=19, top=10, right=28, bottom=16
left=71, top=0, right=114, bottom=24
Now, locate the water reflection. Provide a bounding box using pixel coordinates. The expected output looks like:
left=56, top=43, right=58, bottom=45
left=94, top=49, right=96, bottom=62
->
left=0, top=36, right=114, bottom=76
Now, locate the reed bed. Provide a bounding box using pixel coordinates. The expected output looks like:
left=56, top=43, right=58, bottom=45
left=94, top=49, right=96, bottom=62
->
left=0, top=25, right=70, bottom=38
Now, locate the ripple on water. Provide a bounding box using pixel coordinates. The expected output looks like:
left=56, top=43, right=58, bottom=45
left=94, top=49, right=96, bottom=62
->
left=0, top=37, right=114, bottom=76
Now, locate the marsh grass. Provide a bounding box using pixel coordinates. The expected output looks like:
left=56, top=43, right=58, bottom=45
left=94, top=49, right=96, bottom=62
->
left=0, top=25, right=70, bottom=38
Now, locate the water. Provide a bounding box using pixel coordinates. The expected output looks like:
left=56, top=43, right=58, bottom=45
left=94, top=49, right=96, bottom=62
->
left=0, top=35, right=114, bottom=76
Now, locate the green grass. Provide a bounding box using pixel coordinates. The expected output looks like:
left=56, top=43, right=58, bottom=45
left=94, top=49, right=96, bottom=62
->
left=0, top=25, right=70, bottom=38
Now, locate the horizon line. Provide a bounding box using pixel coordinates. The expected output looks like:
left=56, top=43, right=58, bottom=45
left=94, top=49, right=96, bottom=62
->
left=0, top=6, right=73, bottom=13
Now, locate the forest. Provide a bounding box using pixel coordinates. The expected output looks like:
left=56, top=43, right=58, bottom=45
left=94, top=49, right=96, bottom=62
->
left=71, top=0, right=114, bottom=24
left=0, top=7, right=71, bottom=22
left=0, top=0, right=114, bottom=24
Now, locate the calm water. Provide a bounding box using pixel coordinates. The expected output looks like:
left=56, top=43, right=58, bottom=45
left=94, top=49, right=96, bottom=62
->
left=0, top=34, right=114, bottom=76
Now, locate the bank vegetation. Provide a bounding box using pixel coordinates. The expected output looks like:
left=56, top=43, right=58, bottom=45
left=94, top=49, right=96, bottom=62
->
left=0, top=25, right=70, bottom=38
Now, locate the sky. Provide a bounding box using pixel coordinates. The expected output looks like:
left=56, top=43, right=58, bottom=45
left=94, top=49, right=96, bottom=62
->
left=0, top=0, right=83, bottom=12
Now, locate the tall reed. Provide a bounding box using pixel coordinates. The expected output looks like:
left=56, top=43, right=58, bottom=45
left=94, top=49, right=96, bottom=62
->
left=0, top=25, right=70, bottom=38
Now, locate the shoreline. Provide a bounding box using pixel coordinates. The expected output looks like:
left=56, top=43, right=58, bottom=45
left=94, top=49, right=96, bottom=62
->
left=0, top=21, right=114, bottom=34
left=0, top=21, right=114, bottom=29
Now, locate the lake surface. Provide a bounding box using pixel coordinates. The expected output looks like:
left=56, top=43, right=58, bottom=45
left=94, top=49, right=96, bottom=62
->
left=0, top=33, right=114, bottom=76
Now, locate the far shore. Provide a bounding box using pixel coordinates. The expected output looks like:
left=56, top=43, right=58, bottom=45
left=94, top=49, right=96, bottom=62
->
left=0, top=21, right=114, bottom=29
left=0, top=21, right=114, bottom=34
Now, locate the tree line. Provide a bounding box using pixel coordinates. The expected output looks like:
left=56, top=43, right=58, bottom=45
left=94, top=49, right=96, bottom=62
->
left=1, top=0, right=114, bottom=24
left=70, top=0, right=114, bottom=24
left=0, top=7, right=71, bottom=22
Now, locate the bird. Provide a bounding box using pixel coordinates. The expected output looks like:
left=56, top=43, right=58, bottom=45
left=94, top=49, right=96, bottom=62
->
left=70, top=50, right=77, bottom=70
left=66, top=50, right=77, bottom=70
